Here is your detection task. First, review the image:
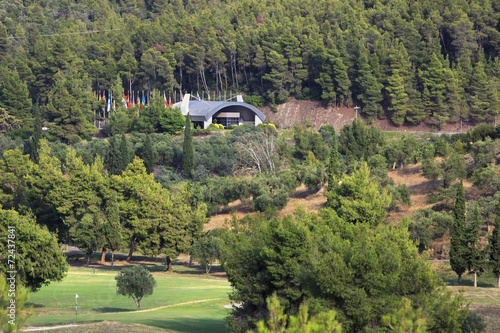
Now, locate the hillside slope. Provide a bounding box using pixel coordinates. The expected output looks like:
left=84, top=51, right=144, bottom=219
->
left=262, top=99, right=467, bottom=133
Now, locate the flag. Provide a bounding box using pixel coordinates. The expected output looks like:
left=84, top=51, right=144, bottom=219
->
left=127, top=93, right=130, bottom=108
left=164, top=92, right=168, bottom=108
left=169, top=92, right=172, bottom=106
left=197, top=92, right=201, bottom=101
left=122, top=93, right=127, bottom=108
left=107, top=92, right=111, bottom=112
left=138, top=91, right=141, bottom=108
left=98, top=92, right=101, bottom=101
left=132, top=92, right=135, bottom=107
left=208, top=92, right=210, bottom=101
left=76, top=294, right=79, bottom=299
left=142, top=91, right=146, bottom=105
left=180, top=90, right=183, bottom=101
left=113, top=98, right=115, bottom=111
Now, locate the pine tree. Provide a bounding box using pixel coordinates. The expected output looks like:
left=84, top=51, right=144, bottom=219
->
left=490, top=197, right=500, bottom=288
left=466, top=204, right=486, bottom=287
left=450, top=182, right=468, bottom=283
left=468, top=59, right=490, bottom=121
left=0, top=67, right=32, bottom=126
left=30, top=103, right=42, bottom=164
left=356, top=49, right=383, bottom=119
left=143, top=134, right=155, bottom=174
left=386, top=71, right=409, bottom=125
left=422, top=53, right=447, bottom=127
left=182, top=114, right=194, bottom=179
left=0, top=23, right=11, bottom=63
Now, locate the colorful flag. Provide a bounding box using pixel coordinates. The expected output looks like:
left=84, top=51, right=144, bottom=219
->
left=122, top=93, right=127, bottom=108
left=142, top=91, right=146, bottom=105
left=127, top=93, right=130, bottom=108
left=169, top=92, right=172, bottom=106
left=164, top=92, right=168, bottom=108
left=208, top=92, right=210, bottom=101
left=197, top=92, right=201, bottom=101
left=107, top=92, right=111, bottom=112
left=180, top=90, right=183, bottom=101
left=132, top=92, right=135, bottom=107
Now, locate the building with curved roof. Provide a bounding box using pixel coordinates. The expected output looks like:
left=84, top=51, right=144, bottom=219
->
left=172, top=94, right=266, bottom=129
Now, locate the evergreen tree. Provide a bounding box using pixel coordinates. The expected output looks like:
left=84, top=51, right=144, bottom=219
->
left=119, top=134, right=130, bottom=173
left=490, top=197, right=500, bottom=288
left=142, top=134, right=155, bottom=174
left=30, top=103, right=42, bottom=164
left=450, top=182, right=468, bottom=283
left=386, top=71, right=409, bottom=125
left=0, top=23, right=10, bottom=63
left=103, top=199, right=123, bottom=267
left=356, top=49, right=383, bottom=119
left=422, top=53, right=447, bottom=127
left=466, top=204, right=486, bottom=287
left=106, top=136, right=121, bottom=175
left=0, top=67, right=32, bottom=126
left=182, top=114, right=194, bottom=179
left=326, top=130, right=341, bottom=206
left=468, top=59, right=490, bottom=121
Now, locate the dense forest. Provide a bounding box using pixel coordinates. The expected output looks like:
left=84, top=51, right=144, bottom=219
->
left=2, top=0, right=500, bottom=331
left=1, top=0, right=500, bottom=141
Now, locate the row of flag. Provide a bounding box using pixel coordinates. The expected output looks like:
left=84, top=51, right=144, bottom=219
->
left=93, top=89, right=225, bottom=113
left=93, top=90, right=182, bottom=111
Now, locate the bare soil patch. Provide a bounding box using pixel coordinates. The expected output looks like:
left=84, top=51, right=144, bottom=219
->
left=262, top=98, right=467, bottom=134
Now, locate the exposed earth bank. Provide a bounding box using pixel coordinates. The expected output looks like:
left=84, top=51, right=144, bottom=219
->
left=261, top=98, right=470, bottom=133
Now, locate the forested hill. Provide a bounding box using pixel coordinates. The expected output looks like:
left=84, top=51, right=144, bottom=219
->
left=1, top=0, right=500, bottom=138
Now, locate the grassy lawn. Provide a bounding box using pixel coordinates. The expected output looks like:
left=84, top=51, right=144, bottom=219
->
left=432, top=261, right=500, bottom=333
left=26, top=264, right=231, bottom=333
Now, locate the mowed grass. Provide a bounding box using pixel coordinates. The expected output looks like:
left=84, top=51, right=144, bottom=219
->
left=26, top=265, right=231, bottom=332
left=432, top=261, right=500, bottom=333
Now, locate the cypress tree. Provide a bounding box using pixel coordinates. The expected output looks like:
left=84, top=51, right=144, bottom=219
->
left=182, top=114, right=194, bottom=179
left=450, top=182, right=467, bottom=283
left=107, top=136, right=121, bottom=175
left=30, top=103, right=42, bottom=164
left=326, top=131, right=341, bottom=206
left=466, top=204, right=486, bottom=287
left=143, top=134, right=155, bottom=174
left=490, top=197, right=500, bottom=288
left=119, top=134, right=130, bottom=173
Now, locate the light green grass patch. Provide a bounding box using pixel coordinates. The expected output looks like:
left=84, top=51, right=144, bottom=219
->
left=26, top=266, right=231, bottom=333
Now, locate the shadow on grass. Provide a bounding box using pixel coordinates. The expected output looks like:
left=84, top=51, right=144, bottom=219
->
left=25, top=303, right=44, bottom=309
left=141, top=318, right=228, bottom=333
left=93, top=307, right=132, bottom=313
left=440, top=275, right=496, bottom=288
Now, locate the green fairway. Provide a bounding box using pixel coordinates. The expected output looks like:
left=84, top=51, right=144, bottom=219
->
left=26, top=265, right=232, bottom=332
left=432, top=262, right=500, bottom=333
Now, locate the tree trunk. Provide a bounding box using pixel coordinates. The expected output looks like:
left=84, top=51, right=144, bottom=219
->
left=474, top=271, right=477, bottom=287
left=189, top=255, right=193, bottom=267
left=137, top=301, right=141, bottom=311
left=458, top=274, right=462, bottom=284
left=127, top=239, right=135, bottom=263
left=86, top=255, right=90, bottom=267
left=100, top=247, right=106, bottom=263
left=111, top=251, right=114, bottom=267
left=166, top=256, right=172, bottom=271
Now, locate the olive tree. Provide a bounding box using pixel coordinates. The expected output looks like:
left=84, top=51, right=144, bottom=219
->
left=115, top=265, right=157, bottom=311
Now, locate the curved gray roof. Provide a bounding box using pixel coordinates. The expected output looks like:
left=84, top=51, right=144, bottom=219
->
left=174, top=100, right=266, bottom=122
